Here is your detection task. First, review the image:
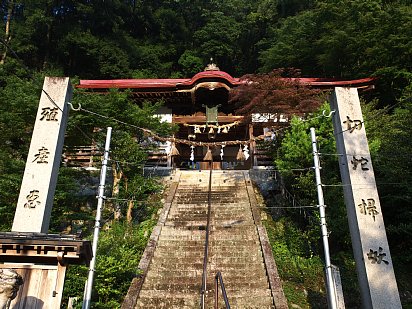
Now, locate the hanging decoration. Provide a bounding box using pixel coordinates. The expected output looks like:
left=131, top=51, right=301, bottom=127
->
left=144, top=132, right=255, bottom=147
left=183, top=121, right=240, bottom=133
left=194, top=125, right=202, bottom=134
left=243, top=145, right=250, bottom=160
left=203, top=147, right=213, bottom=161
left=220, top=145, right=225, bottom=161
left=190, top=146, right=195, bottom=162
left=164, top=141, right=172, bottom=155
left=169, top=142, right=180, bottom=156
left=140, top=123, right=277, bottom=147
left=236, top=145, right=245, bottom=161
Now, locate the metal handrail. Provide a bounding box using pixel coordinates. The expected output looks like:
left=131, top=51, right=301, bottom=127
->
left=214, top=271, right=230, bottom=309
left=200, top=161, right=213, bottom=309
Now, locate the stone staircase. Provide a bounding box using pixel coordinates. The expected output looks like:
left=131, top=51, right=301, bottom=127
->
left=122, top=170, right=287, bottom=309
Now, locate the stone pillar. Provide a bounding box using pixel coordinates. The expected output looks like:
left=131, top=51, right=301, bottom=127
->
left=330, top=87, right=401, bottom=308
left=12, top=77, right=72, bottom=233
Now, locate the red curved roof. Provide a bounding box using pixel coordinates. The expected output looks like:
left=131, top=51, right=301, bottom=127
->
left=77, top=71, right=242, bottom=89
left=290, top=77, right=376, bottom=88
left=77, top=71, right=375, bottom=90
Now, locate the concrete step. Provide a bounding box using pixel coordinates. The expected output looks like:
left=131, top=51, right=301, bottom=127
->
left=168, top=208, right=252, bottom=215
left=166, top=214, right=253, bottom=221
left=136, top=294, right=198, bottom=308
left=139, top=288, right=271, bottom=299
left=150, top=257, right=264, bottom=274
left=157, top=234, right=204, bottom=241
left=150, top=262, right=266, bottom=273
left=167, top=209, right=252, bottom=216
left=147, top=267, right=266, bottom=280
left=169, top=204, right=251, bottom=210
left=155, top=239, right=261, bottom=247
left=164, top=220, right=255, bottom=228
left=144, top=275, right=269, bottom=287
left=142, top=280, right=269, bottom=292
left=146, top=269, right=203, bottom=279
left=153, top=246, right=263, bottom=258
left=159, top=226, right=206, bottom=235
left=207, top=265, right=267, bottom=275
left=208, top=255, right=263, bottom=264
left=207, top=295, right=275, bottom=309
left=150, top=262, right=204, bottom=271
left=208, top=234, right=259, bottom=241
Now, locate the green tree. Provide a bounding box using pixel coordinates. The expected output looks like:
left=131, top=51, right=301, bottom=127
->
left=259, top=0, right=412, bottom=105
left=0, top=67, right=44, bottom=230
left=362, top=94, right=412, bottom=263
left=275, top=102, right=349, bottom=250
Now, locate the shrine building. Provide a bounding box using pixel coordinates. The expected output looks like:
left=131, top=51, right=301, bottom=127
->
left=76, top=63, right=374, bottom=171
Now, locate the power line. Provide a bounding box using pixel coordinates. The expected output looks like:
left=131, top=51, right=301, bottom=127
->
left=258, top=205, right=318, bottom=209
left=105, top=197, right=149, bottom=204
left=109, top=159, right=145, bottom=167
left=319, top=152, right=412, bottom=158
left=68, top=102, right=337, bottom=147
left=322, top=182, right=409, bottom=187
left=333, top=95, right=412, bottom=136
left=42, top=89, right=97, bottom=144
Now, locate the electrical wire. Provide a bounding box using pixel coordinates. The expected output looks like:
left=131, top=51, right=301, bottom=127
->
left=68, top=102, right=336, bottom=147
left=319, top=152, right=412, bottom=158
left=42, top=89, right=99, bottom=144
left=332, top=95, right=412, bottom=136
left=322, top=182, right=408, bottom=187
left=108, top=159, right=145, bottom=167
left=105, top=197, right=148, bottom=204
left=258, top=205, right=318, bottom=209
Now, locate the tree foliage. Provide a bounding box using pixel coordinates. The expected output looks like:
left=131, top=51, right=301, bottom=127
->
left=229, top=69, right=324, bottom=117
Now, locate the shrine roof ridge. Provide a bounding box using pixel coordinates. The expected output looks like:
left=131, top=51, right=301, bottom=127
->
left=77, top=70, right=242, bottom=90
left=77, top=70, right=376, bottom=90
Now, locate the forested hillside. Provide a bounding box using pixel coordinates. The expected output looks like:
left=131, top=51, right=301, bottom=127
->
left=1, top=0, right=412, bottom=308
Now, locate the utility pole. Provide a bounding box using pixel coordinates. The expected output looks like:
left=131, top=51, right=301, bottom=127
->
left=310, top=127, right=337, bottom=309
left=83, top=127, right=112, bottom=309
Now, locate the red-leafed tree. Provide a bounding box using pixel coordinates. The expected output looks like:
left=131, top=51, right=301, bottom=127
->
left=229, top=69, right=325, bottom=119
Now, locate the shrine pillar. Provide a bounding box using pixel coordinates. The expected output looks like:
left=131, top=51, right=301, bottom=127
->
left=12, top=77, right=72, bottom=233
left=330, top=87, right=401, bottom=308
left=1, top=77, right=92, bottom=309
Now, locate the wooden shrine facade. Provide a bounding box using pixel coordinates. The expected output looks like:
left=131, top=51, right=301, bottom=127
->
left=0, top=232, right=92, bottom=308
left=77, top=65, right=375, bottom=170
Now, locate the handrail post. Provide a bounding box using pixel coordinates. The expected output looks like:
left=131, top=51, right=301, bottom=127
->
left=215, top=273, right=219, bottom=309
left=200, top=160, right=213, bottom=309
left=215, top=271, right=230, bottom=309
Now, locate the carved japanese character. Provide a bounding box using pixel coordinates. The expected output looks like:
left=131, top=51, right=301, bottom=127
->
left=343, top=116, right=362, bottom=133
left=351, top=156, right=369, bottom=171
left=358, top=198, right=379, bottom=221
left=24, top=190, right=40, bottom=208
left=367, top=247, right=389, bottom=265
left=32, top=146, right=50, bottom=164
left=40, top=107, right=59, bottom=121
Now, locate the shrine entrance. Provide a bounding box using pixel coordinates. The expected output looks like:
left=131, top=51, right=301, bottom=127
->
left=173, top=120, right=252, bottom=170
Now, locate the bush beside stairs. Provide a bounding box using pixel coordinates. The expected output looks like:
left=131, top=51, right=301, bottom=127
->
left=122, top=170, right=287, bottom=308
